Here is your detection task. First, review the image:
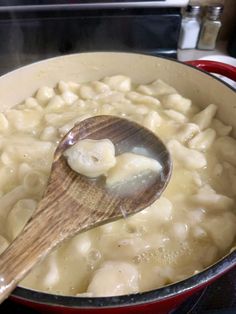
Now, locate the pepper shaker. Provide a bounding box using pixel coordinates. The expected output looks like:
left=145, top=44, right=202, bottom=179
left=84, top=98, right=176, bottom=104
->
left=197, top=5, right=223, bottom=50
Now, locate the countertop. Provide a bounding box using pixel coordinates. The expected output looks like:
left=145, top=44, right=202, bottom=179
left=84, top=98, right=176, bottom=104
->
left=178, top=41, right=229, bottom=62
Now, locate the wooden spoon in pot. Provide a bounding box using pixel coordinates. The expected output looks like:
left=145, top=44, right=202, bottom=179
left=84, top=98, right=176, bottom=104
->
left=0, top=115, right=172, bottom=303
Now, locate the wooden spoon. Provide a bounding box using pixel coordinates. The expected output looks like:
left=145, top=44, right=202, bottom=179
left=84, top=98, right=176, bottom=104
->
left=0, top=115, right=172, bottom=303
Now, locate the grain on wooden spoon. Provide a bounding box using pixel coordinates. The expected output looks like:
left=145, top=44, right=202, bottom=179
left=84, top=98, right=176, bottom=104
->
left=0, top=115, right=172, bottom=302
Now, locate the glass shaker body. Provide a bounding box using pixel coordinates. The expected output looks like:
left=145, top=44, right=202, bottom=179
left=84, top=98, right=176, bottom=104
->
left=197, top=19, right=221, bottom=50
left=179, top=5, right=201, bottom=49
left=197, top=5, right=223, bottom=50
left=179, top=16, right=201, bottom=49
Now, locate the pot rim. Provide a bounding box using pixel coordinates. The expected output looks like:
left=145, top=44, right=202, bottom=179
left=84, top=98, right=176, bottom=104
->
left=12, top=251, right=236, bottom=308
left=5, top=52, right=236, bottom=308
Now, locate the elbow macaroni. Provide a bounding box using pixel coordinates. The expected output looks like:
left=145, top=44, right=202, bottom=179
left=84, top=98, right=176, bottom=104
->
left=0, top=75, right=235, bottom=297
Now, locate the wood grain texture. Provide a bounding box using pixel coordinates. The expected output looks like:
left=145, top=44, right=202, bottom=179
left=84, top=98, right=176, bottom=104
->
left=0, top=115, right=172, bottom=303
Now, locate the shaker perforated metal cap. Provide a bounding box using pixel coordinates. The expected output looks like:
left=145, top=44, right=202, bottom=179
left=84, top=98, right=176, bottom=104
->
left=206, top=4, right=223, bottom=20
left=185, top=4, right=201, bottom=16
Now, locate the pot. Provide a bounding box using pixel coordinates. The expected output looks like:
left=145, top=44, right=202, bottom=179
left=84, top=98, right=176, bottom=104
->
left=0, top=52, right=235, bottom=314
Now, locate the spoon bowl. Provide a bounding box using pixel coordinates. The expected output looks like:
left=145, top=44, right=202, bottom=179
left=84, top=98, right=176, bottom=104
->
left=0, top=115, right=172, bottom=303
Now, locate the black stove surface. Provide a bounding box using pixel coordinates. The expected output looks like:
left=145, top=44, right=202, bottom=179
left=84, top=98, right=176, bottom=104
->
left=1, top=267, right=236, bottom=313
left=173, top=267, right=236, bottom=314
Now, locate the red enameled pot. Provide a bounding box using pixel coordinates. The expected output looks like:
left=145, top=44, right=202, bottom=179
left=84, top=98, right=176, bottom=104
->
left=0, top=53, right=235, bottom=314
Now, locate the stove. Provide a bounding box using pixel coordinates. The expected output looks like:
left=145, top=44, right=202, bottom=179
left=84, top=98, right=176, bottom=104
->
left=0, top=0, right=189, bottom=10
left=173, top=267, right=236, bottom=314
left=0, top=0, right=189, bottom=75
left=1, top=267, right=235, bottom=313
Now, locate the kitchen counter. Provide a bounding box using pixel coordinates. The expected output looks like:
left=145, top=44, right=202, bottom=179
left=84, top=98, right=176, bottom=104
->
left=178, top=41, right=228, bottom=61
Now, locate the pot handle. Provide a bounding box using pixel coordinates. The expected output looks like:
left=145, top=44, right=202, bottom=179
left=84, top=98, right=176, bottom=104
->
left=186, top=60, right=236, bottom=82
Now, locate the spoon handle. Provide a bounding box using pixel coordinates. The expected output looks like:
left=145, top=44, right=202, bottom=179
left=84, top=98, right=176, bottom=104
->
left=0, top=197, right=87, bottom=303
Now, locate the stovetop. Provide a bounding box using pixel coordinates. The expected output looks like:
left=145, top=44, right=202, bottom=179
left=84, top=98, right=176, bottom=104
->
left=173, top=267, right=236, bottom=314
left=1, top=267, right=235, bottom=313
